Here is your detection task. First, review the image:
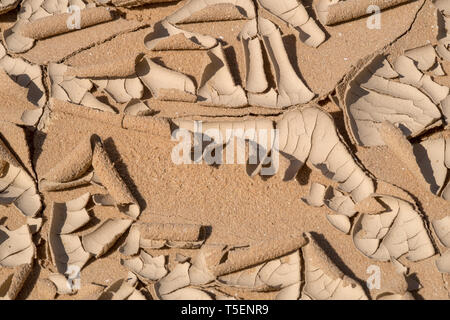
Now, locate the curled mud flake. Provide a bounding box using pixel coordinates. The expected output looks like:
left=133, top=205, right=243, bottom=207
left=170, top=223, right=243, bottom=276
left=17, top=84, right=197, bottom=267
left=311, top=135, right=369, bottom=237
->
left=315, top=0, right=412, bottom=26
left=0, top=263, right=33, bottom=300
left=92, top=139, right=141, bottom=219
left=368, top=54, right=399, bottom=79
left=412, top=136, right=450, bottom=196
left=0, top=70, right=43, bottom=126
left=276, top=283, right=301, bottom=300
left=153, top=262, right=191, bottom=299
left=3, top=20, right=35, bottom=54
left=123, top=99, right=152, bottom=116
left=217, top=251, right=301, bottom=295
left=49, top=234, right=91, bottom=274
left=344, top=54, right=442, bottom=147
left=324, top=188, right=356, bottom=217
left=301, top=233, right=368, bottom=300
left=49, top=63, right=116, bottom=113
left=379, top=121, right=431, bottom=192
left=277, top=108, right=375, bottom=203
left=404, top=44, right=438, bottom=71
left=393, top=55, right=449, bottom=104
left=433, top=61, right=447, bottom=78
left=0, top=44, right=46, bottom=107
left=258, top=0, right=325, bottom=48
left=0, top=225, right=35, bottom=267
left=49, top=193, right=92, bottom=273
left=198, top=44, right=247, bottom=107
left=47, top=273, right=76, bottom=295
left=191, top=234, right=307, bottom=286
left=92, top=77, right=144, bottom=104
left=166, top=0, right=255, bottom=24
left=432, top=216, right=450, bottom=247
left=435, top=1, right=450, bottom=60
left=3, top=0, right=84, bottom=53
left=326, top=214, right=351, bottom=234
left=436, top=250, right=450, bottom=273
left=302, top=182, right=326, bottom=207
left=92, top=193, right=115, bottom=206
left=392, top=257, right=408, bottom=276
left=248, top=17, right=314, bottom=108
left=121, top=251, right=167, bottom=282
left=145, top=19, right=218, bottom=51
left=82, top=219, right=132, bottom=258
left=20, top=6, right=116, bottom=40
left=0, top=138, right=41, bottom=217
left=136, top=57, right=197, bottom=103
left=442, top=96, right=450, bottom=125
left=4, top=1, right=115, bottom=53
left=188, top=244, right=226, bottom=286
left=175, top=253, right=190, bottom=263
left=353, top=195, right=435, bottom=262
left=239, top=19, right=268, bottom=94
left=50, top=192, right=91, bottom=235
left=98, top=272, right=146, bottom=300
left=0, top=0, right=19, bottom=14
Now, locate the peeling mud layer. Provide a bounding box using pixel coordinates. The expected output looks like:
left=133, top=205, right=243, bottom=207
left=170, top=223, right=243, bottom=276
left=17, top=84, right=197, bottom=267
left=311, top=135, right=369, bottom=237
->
left=1, top=0, right=450, bottom=300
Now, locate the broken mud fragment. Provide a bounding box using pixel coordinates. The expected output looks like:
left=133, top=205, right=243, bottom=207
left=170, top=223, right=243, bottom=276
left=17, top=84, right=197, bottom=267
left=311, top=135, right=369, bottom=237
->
left=0, top=224, right=35, bottom=267
left=0, top=0, right=19, bottom=14
left=82, top=218, right=132, bottom=257
left=121, top=251, right=167, bottom=282
left=97, top=272, right=146, bottom=300
left=48, top=193, right=92, bottom=273
left=302, top=182, right=326, bottom=207
left=353, top=195, right=435, bottom=262
left=343, top=54, right=442, bottom=146
left=258, top=0, right=325, bottom=47
left=49, top=63, right=116, bottom=113
left=136, top=57, right=197, bottom=102
left=301, top=234, right=368, bottom=300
